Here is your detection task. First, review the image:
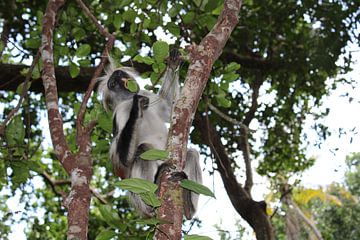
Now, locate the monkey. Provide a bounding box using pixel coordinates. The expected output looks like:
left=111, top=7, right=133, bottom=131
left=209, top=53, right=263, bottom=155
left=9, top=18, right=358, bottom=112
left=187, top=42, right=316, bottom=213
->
left=98, top=50, right=202, bottom=219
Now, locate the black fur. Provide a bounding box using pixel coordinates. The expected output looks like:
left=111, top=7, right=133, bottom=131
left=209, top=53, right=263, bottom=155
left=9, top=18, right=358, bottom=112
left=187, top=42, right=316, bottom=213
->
left=112, top=113, right=118, bottom=137
left=117, top=95, right=140, bottom=167
left=107, top=70, right=130, bottom=91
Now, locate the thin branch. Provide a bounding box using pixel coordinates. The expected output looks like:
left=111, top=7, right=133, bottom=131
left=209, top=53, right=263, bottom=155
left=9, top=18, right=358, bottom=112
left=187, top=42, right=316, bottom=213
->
left=288, top=199, right=324, bottom=240
left=41, top=172, right=68, bottom=198
left=207, top=103, right=253, bottom=194
left=75, top=0, right=112, bottom=38
left=208, top=103, right=248, bottom=128
left=76, top=36, right=115, bottom=149
left=240, top=126, right=253, bottom=194
left=41, top=172, right=112, bottom=205
left=0, top=51, right=40, bottom=136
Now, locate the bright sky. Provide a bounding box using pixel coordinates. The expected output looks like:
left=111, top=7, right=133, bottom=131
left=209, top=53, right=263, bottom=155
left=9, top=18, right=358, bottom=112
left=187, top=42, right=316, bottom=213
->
left=3, top=28, right=360, bottom=240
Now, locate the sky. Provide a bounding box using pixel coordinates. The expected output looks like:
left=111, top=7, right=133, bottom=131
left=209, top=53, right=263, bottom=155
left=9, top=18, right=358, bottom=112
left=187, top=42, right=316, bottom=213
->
left=3, top=25, right=360, bottom=240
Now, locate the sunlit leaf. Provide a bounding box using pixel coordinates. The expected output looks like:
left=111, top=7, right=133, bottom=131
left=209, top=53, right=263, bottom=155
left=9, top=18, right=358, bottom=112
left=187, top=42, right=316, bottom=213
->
left=180, top=179, right=215, bottom=198
left=184, top=234, right=213, bottom=240
left=69, top=61, right=80, bottom=78
left=76, top=44, right=91, bottom=57
left=116, top=178, right=158, bottom=194
left=95, top=229, right=117, bottom=240
left=5, top=115, right=25, bottom=146
left=140, top=149, right=169, bottom=161
left=152, top=41, right=169, bottom=63
left=98, top=205, right=122, bottom=229
left=139, top=192, right=161, bottom=208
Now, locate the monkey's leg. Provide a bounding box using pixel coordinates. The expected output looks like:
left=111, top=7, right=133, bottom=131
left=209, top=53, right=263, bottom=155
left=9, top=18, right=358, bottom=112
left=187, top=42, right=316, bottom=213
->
left=128, top=143, right=159, bottom=218
left=155, top=148, right=202, bottom=220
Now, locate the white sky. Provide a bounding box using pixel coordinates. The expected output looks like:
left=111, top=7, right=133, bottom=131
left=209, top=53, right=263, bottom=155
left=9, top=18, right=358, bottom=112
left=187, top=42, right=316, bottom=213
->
left=3, top=28, right=360, bottom=240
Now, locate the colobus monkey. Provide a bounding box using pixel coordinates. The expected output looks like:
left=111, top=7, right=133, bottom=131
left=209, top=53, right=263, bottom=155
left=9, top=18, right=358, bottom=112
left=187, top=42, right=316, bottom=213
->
left=98, top=50, right=202, bottom=219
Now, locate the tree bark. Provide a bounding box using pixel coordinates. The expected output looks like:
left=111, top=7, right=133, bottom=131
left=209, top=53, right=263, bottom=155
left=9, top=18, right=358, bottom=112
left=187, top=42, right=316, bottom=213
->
left=194, top=113, right=274, bottom=240
left=154, top=0, right=244, bottom=239
left=41, top=1, right=93, bottom=239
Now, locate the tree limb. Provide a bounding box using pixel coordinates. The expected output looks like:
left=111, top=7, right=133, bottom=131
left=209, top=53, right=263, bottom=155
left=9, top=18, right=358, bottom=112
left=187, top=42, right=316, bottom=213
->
left=155, top=0, right=244, bottom=238
left=194, top=113, right=274, bottom=240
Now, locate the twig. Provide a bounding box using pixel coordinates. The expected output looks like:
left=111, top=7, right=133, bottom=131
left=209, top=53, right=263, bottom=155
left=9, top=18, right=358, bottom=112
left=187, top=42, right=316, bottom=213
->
left=207, top=102, right=253, bottom=193
left=0, top=51, right=40, bottom=136
left=41, top=172, right=68, bottom=198
left=208, top=103, right=245, bottom=127
left=40, top=172, right=112, bottom=204
left=75, top=0, right=112, bottom=38
left=76, top=36, right=115, bottom=144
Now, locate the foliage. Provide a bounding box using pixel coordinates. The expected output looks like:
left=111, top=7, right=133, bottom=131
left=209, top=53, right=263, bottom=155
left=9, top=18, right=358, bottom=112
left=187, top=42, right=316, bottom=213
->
left=0, top=0, right=359, bottom=238
left=271, top=153, right=360, bottom=239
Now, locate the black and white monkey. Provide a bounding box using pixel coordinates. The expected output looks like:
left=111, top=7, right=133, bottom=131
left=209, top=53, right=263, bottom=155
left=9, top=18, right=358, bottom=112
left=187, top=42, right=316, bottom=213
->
left=98, top=50, right=202, bottom=219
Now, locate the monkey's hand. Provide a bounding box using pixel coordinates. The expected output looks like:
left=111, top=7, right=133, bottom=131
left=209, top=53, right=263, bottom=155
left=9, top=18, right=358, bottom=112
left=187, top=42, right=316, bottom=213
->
left=135, top=95, right=149, bottom=117
left=167, top=49, right=182, bottom=70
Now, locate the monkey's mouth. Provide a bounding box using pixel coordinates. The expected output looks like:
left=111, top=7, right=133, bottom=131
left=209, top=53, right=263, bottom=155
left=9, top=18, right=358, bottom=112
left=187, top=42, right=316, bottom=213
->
left=123, top=78, right=139, bottom=93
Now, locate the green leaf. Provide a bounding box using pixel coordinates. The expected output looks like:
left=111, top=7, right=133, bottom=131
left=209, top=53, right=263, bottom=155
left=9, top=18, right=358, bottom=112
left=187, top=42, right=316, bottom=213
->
left=184, top=234, right=213, bottom=240
left=167, top=22, right=180, bottom=37
left=133, top=55, right=154, bottom=65
left=76, top=44, right=91, bottom=57
left=143, top=18, right=151, bottom=29
left=136, top=218, right=170, bottom=225
left=72, top=27, right=86, bottom=41
left=16, top=81, right=31, bottom=95
left=118, top=0, right=132, bottom=8
left=11, top=161, right=30, bottom=188
left=113, top=14, right=122, bottom=29
left=127, top=80, right=138, bottom=93
left=123, top=9, right=137, bottom=23
left=25, top=38, right=41, bottom=49
left=152, top=41, right=169, bottom=63
left=95, top=229, right=117, bottom=240
left=180, top=179, right=215, bottom=198
left=205, top=0, right=221, bottom=12
left=69, top=61, right=80, bottom=78
left=215, top=95, right=232, bottom=108
left=183, top=12, right=196, bottom=24
left=0, top=41, right=4, bottom=52
left=139, top=192, right=161, bottom=208
left=224, top=62, right=241, bottom=72
left=98, top=113, right=112, bottom=133
left=140, top=149, right=169, bottom=161
left=192, top=0, right=202, bottom=7
left=5, top=115, right=25, bottom=146
left=98, top=205, right=122, bottom=229
left=116, top=178, right=158, bottom=194
left=222, top=72, right=239, bottom=82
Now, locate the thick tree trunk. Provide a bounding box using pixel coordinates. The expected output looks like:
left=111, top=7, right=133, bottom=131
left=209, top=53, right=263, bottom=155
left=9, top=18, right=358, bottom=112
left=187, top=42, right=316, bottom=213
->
left=41, top=1, right=94, bottom=239
left=154, top=0, right=244, bottom=239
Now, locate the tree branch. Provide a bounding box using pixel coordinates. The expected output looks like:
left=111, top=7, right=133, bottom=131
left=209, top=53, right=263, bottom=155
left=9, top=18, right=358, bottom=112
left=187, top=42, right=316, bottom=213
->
left=75, top=0, right=112, bottom=39
left=41, top=0, right=73, bottom=172
left=155, top=1, right=244, bottom=238
left=0, top=51, right=40, bottom=136
left=194, top=113, right=274, bottom=240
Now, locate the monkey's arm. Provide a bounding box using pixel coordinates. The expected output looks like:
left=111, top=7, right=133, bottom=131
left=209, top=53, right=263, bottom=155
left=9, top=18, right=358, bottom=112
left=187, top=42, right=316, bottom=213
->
left=158, top=49, right=181, bottom=118
left=112, top=95, right=149, bottom=171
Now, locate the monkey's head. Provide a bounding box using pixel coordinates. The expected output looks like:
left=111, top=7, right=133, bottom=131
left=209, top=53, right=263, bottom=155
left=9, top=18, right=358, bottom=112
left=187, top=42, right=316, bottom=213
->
left=98, top=64, right=140, bottom=112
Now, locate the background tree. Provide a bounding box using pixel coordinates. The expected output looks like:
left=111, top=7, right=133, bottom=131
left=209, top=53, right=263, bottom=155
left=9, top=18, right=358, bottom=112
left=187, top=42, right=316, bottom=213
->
left=0, top=0, right=359, bottom=239
left=270, top=152, right=360, bottom=240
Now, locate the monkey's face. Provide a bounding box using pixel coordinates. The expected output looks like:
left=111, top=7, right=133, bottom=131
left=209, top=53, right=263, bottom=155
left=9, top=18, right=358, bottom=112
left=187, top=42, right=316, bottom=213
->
left=108, top=70, right=139, bottom=94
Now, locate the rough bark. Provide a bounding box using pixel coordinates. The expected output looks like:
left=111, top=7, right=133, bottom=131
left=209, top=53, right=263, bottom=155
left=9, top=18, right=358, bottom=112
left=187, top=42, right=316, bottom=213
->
left=154, top=0, right=244, bottom=239
left=194, top=113, right=274, bottom=240
left=41, top=1, right=94, bottom=239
